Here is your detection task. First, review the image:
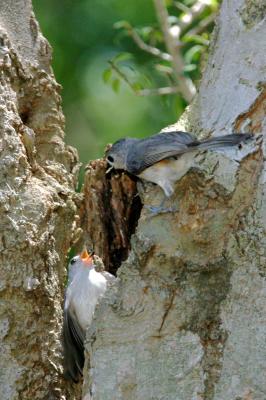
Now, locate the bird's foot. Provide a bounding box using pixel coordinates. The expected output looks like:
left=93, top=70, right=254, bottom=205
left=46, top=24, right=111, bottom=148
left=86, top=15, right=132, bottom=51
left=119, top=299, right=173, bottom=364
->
left=144, top=205, right=178, bottom=216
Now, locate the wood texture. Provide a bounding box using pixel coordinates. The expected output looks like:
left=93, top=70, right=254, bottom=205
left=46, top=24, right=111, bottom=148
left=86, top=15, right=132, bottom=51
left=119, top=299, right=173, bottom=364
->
left=82, top=159, right=142, bottom=275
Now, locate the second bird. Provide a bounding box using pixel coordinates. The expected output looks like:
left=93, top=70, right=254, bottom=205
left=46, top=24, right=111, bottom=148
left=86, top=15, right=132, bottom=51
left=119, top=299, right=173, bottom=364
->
left=63, top=249, right=114, bottom=382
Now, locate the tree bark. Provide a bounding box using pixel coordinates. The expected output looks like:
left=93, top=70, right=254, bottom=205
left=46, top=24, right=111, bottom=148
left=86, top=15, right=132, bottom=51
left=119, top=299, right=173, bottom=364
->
left=0, top=2, right=80, bottom=399
left=83, top=1, right=266, bottom=400
left=81, top=160, right=141, bottom=275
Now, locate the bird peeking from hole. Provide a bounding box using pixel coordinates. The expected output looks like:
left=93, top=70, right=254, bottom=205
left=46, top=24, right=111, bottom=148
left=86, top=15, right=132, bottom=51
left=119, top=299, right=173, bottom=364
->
left=63, top=249, right=115, bottom=383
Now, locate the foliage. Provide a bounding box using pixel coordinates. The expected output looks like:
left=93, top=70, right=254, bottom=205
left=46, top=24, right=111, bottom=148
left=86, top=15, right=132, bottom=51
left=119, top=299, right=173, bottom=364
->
left=104, top=0, right=219, bottom=101
left=33, top=0, right=219, bottom=164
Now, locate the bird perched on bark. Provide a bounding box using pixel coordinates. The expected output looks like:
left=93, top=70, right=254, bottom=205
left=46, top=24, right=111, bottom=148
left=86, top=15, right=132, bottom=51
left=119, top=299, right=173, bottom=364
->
left=63, top=249, right=114, bottom=382
left=106, top=130, right=252, bottom=212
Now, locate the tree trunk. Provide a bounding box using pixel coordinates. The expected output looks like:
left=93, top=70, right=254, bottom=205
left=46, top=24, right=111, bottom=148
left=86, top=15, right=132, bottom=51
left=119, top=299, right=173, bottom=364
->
left=83, top=1, right=266, bottom=400
left=0, top=2, right=80, bottom=399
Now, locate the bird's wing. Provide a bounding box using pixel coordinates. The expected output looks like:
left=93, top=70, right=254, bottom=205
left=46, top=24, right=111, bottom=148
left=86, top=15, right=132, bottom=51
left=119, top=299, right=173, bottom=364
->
left=126, top=131, right=199, bottom=174
left=63, top=306, right=85, bottom=382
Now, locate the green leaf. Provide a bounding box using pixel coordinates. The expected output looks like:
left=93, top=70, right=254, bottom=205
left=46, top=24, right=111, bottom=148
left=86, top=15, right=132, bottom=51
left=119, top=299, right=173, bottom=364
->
left=152, top=29, right=164, bottom=43
left=102, top=68, right=112, bottom=83
left=138, top=26, right=153, bottom=41
left=209, top=0, right=219, bottom=11
left=168, top=16, right=179, bottom=24
left=165, top=0, right=173, bottom=7
left=112, top=78, right=121, bottom=93
left=112, top=52, right=133, bottom=63
left=182, top=34, right=209, bottom=46
left=183, top=0, right=196, bottom=6
left=132, top=82, right=143, bottom=91
left=202, top=32, right=209, bottom=40
left=155, top=63, right=172, bottom=74
left=184, top=45, right=204, bottom=63
left=140, top=73, right=152, bottom=87
left=183, top=64, right=197, bottom=72
left=113, top=20, right=131, bottom=30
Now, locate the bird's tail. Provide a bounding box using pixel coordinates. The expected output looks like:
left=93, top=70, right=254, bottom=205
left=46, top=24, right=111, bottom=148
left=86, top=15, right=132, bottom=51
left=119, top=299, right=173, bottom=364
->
left=197, top=133, right=252, bottom=150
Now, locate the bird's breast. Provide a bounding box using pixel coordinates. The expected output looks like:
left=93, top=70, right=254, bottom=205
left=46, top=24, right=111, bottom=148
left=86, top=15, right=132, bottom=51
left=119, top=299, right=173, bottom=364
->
left=138, top=153, right=196, bottom=196
left=69, top=269, right=107, bottom=331
left=139, top=156, right=192, bottom=180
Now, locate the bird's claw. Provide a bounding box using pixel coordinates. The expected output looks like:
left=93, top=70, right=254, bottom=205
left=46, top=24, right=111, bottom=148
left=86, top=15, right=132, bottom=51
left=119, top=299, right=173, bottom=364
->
left=144, top=205, right=178, bottom=216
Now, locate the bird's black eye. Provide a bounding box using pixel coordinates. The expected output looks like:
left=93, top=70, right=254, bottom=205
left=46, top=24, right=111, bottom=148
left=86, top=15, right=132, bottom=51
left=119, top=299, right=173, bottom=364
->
left=107, top=155, right=114, bottom=163
left=70, top=257, right=77, bottom=265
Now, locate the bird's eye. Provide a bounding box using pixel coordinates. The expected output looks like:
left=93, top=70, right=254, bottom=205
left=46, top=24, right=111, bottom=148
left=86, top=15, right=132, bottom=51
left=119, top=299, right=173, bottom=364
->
left=70, top=257, right=77, bottom=265
left=107, top=155, right=114, bottom=163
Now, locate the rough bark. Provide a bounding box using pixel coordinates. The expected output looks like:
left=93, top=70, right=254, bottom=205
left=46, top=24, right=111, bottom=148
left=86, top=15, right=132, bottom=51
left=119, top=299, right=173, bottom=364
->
left=0, top=2, right=80, bottom=399
left=81, top=159, right=141, bottom=275
left=83, top=1, right=266, bottom=400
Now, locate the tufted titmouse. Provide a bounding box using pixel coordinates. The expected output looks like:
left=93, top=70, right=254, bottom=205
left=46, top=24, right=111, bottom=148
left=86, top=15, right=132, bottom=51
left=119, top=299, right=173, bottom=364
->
left=63, top=249, right=114, bottom=382
left=106, top=131, right=252, bottom=201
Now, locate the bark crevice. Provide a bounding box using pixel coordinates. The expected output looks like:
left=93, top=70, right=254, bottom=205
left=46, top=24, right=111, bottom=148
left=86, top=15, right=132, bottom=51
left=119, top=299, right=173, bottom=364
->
left=82, top=160, right=142, bottom=275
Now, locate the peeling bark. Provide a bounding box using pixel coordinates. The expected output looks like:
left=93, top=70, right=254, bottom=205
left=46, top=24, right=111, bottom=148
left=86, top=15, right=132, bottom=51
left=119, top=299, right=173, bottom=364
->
left=83, top=1, right=266, bottom=400
left=0, top=2, right=80, bottom=399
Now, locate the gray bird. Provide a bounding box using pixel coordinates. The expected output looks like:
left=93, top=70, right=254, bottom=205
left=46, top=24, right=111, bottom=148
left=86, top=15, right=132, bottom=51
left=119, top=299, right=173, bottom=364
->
left=106, top=131, right=251, bottom=211
left=63, top=249, right=114, bottom=382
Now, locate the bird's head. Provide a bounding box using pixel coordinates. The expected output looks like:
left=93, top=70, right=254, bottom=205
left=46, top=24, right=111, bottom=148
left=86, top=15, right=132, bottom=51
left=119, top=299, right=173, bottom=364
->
left=79, top=248, right=94, bottom=265
left=105, top=138, right=129, bottom=171
left=68, top=249, right=94, bottom=283
left=71, top=249, right=94, bottom=266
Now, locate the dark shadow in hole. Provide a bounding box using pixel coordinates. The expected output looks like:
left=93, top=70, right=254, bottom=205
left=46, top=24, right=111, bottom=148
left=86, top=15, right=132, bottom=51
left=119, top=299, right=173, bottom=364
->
left=19, top=108, right=31, bottom=125
left=103, top=170, right=143, bottom=276
left=108, top=189, right=142, bottom=276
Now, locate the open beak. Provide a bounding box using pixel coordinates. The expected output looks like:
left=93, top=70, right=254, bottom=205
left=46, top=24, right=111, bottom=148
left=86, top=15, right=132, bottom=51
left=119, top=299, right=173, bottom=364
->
left=80, top=248, right=93, bottom=266
left=106, top=164, right=114, bottom=174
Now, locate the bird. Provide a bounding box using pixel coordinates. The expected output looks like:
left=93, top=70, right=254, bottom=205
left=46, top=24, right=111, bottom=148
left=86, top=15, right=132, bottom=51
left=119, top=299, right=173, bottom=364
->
left=106, top=130, right=252, bottom=212
left=63, top=249, right=114, bottom=382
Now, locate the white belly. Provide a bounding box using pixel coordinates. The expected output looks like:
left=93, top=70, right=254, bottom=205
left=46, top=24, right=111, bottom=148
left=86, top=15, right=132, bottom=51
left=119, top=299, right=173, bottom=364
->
left=67, top=268, right=107, bottom=331
left=139, top=152, right=196, bottom=196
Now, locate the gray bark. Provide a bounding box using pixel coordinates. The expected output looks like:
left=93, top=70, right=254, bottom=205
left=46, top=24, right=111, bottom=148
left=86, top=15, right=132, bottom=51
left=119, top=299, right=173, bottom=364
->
left=0, top=1, right=80, bottom=399
left=83, top=1, right=266, bottom=400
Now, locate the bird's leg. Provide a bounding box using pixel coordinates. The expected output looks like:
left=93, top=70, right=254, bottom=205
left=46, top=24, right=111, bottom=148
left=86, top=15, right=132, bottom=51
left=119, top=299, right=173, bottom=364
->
left=144, top=179, right=178, bottom=216
left=144, top=181, right=178, bottom=215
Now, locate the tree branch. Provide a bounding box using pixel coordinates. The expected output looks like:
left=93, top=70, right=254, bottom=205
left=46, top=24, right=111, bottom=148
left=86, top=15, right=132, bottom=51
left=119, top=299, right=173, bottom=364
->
left=137, top=87, right=180, bottom=96
left=108, top=60, right=137, bottom=93
left=153, top=0, right=196, bottom=103
left=185, top=13, right=216, bottom=37
left=127, top=25, right=172, bottom=62
left=175, top=0, right=210, bottom=31
left=109, top=60, right=180, bottom=97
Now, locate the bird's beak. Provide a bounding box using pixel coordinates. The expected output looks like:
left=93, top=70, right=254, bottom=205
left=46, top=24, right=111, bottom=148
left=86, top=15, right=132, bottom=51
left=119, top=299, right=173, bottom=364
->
left=106, top=165, right=114, bottom=174
left=80, top=249, right=93, bottom=266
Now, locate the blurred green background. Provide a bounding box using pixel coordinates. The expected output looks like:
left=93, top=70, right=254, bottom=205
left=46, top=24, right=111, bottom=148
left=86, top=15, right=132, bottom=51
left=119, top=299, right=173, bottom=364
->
left=33, top=0, right=218, bottom=165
